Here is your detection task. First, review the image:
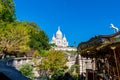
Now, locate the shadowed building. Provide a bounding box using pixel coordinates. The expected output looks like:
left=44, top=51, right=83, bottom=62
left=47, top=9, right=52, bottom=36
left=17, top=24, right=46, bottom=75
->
left=0, top=59, right=30, bottom=80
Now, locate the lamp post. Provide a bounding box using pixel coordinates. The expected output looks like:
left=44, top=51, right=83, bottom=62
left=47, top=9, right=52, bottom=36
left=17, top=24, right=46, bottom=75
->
left=85, top=61, right=88, bottom=80
left=82, top=56, right=83, bottom=74
left=111, top=46, right=120, bottom=80
left=91, top=59, right=95, bottom=80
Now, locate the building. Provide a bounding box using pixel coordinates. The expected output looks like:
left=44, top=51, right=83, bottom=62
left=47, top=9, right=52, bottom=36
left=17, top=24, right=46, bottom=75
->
left=51, top=27, right=68, bottom=47
left=50, top=27, right=77, bottom=51
left=50, top=27, right=94, bottom=74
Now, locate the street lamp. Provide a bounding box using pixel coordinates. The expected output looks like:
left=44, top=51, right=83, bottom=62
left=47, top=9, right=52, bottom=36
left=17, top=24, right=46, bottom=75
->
left=85, top=61, right=88, bottom=80
left=91, top=59, right=95, bottom=80
left=82, top=56, right=83, bottom=74
left=111, top=46, right=120, bottom=80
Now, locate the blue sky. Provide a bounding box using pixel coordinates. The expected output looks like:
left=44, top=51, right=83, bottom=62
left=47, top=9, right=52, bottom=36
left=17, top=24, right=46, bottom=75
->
left=14, top=0, right=120, bottom=46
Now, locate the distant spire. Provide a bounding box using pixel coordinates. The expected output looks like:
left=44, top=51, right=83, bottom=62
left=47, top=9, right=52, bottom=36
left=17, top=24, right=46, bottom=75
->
left=52, top=34, right=56, bottom=40
left=63, top=34, right=66, bottom=41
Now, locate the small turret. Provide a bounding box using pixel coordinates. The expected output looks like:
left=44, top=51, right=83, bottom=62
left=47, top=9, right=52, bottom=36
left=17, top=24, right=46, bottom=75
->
left=63, top=34, right=67, bottom=41
left=52, top=34, right=56, bottom=41
left=56, top=27, right=62, bottom=39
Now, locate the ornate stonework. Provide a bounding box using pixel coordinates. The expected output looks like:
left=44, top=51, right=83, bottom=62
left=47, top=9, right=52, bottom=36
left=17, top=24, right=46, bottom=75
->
left=51, top=27, right=68, bottom=47
left=50, top=27, right=76, bottom=51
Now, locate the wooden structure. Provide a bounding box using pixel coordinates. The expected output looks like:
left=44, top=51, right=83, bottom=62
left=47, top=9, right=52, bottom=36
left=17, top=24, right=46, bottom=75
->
left=77, top=31, right=120, bottom=80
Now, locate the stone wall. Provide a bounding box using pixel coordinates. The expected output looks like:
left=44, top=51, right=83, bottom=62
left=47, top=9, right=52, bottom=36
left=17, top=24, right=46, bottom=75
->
left=8, top=55, right=95, bottom=77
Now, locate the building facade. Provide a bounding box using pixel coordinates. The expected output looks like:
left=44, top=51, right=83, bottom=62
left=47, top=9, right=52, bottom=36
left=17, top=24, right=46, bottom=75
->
left=50, top=27, right=76, bottom=51
left=51, top=27, right=68, bottom=47
left=50, top=27, right=94, bottom=74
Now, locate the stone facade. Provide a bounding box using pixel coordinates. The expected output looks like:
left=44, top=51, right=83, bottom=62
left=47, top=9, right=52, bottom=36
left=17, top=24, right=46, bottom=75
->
left=50, top=27, right=77, bottom=51
left=66, top=54, right=95, bottom=74
left=51, top=27, right=68, bottom=47
left=8, top=55, right=95, bottom=77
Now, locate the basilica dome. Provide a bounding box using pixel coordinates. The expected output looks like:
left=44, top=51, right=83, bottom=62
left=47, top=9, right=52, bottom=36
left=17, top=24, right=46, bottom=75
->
left=56, top=27, right=62, bottom=39
left=50, top=27, right=76, bottom=51
left=51, top=26, right=68, bottom=48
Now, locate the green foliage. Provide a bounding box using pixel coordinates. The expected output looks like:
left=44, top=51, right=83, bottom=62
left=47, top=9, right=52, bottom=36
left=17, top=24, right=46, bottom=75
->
left=28, top=28, right=50, bottom=52
left=68, top=64, right=79, bottom=74
left=32, top=50, right=40, bottom=58
left=0, top=0, right=16, bottom=22
left=24, top=22, right=40, bottom=30
left=49, top=43, right=56, bottom=47
left=36, top=50, right=68, bottom=77
left=0, top=22, right=30, bottom=56
left=0, top=21, right=50, bottom=57
left=19, top=64, right=34, bottom=80
left=51, top=69, right=65, bottom=80
left=0, top=0, right=50, bottom=57
left=38, top=50, right=48, bottom=57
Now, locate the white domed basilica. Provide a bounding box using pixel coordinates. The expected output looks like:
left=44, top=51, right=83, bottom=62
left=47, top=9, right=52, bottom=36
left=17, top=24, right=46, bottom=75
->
left=50, top=27, right=76, bottom=51
left=51, top=27, right=68, bottom=47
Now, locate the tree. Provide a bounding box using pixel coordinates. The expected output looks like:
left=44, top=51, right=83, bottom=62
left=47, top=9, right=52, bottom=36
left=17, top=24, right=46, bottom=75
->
left=0, top=0, right=16, bottom=22
left=35, top=50, right=68, bottom=78
left=28, top=27, right=50, bottom=52
left=68, top=64, right=79, bottom=75
left=0, top=0, right=50, bottom=57
left=19, top=64, right=34, bottom=80
left=0, top=22, right=30, bottom=58
left=0, top=21, right=50, bottom=58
